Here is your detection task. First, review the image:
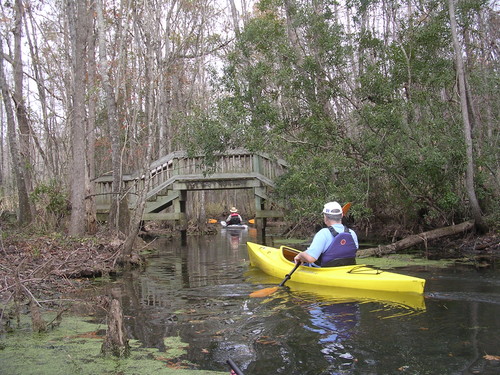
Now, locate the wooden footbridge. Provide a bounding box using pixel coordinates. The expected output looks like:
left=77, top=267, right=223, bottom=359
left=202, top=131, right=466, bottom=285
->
left=94, top=149, right=287, bottom=229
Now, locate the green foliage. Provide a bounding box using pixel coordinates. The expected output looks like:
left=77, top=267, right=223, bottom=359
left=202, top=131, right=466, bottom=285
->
left=30, top=180, right=69, bottom=231
left=356, top=89, right=469, bottom=224
left=273, top=145, right=372, bottom=227
left=31, top=181, right=67, bottom=216
left=347, top=0, right=483, bottom=226
left=175, top=0, right=498, bottom=234
left=456, top=0, right=490, bottom=28
left=358, top=65, right=398, bottom=104
left=204, top=202, right=225, bottom=220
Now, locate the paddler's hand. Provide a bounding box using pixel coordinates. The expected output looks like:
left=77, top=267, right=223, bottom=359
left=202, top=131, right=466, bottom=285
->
left=294, top=251, right=316, bottom=264
left=294, top=253, right=306, bottom=264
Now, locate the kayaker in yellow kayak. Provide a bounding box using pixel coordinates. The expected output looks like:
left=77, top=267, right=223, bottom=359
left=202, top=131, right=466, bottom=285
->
left=294, top=201, right=359, bottom=267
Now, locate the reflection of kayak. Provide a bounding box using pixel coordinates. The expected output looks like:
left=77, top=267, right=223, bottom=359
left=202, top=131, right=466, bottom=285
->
left=221, top=221, right=248, bottom=230
left=245, top=267, right=426, bottom=311
left=247, top=242, right=425, bottom=294
left=224, top=225, right=248, bottom=230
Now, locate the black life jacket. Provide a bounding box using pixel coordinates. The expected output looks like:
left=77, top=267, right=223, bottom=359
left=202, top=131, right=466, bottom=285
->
left=316, top=226, right=357, bottom=267
left=227, top=213, right=241, bottom=225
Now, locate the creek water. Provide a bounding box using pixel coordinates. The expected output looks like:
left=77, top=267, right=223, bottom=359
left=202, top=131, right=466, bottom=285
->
left=110, top=227, right=500, bottom=375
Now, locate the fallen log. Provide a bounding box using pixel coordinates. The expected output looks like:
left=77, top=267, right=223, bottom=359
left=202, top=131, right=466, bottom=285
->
left=357, top=220, right=475, bottom=258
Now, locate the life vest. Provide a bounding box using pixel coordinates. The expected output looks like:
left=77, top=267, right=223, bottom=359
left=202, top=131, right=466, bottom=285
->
left=227, top=213, right=241, bottom=225
left=316, top=226, right=357, bottom=267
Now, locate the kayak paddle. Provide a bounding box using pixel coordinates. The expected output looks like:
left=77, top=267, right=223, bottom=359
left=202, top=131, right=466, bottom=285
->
left=249, top=262, right=300, bottom=298
left=248, top=202, right=353, bottom=298
left=227, top=358, right=245, bottom=375
left=210, top=218, right=254, bottom=225
left=342, top=202, right=351, bottom=216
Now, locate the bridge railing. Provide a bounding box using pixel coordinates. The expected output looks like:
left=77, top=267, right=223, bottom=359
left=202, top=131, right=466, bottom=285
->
left=94, top=148, right=287, bottom=211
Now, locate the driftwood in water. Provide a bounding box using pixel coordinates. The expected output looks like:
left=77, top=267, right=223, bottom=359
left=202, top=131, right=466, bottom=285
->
left=357, top=220, right=475, bottom=258
left=101, top=289, right=130, bottom=357
left=30, top=300, right=47, bottom=333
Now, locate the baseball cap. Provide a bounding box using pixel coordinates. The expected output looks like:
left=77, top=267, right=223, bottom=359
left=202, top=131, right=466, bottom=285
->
left=322, top=201, right=342, bottom=215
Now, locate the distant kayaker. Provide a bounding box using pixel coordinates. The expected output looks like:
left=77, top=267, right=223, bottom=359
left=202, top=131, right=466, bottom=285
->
left=226, top=207, right=243, bottom=225
left=294, top=202, right=359, bottom=267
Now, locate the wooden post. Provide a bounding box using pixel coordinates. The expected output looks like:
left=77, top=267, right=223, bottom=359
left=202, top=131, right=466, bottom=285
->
left=253, top=188, right=266, bottom=231
left=252, top=153, right=261, bottom=175
left=174, top=189, right=188, bottom=238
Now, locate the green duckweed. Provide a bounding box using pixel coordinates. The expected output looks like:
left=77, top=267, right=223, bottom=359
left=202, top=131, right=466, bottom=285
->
left=0, top=314, right=227, bottom=375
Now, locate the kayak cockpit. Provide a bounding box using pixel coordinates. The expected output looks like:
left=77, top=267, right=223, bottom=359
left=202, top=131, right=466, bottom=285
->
left=281, top=246, right=301, bottom=262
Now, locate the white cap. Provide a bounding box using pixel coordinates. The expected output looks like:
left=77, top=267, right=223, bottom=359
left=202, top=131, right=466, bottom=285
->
left=322, top=202, right=342, bottom=215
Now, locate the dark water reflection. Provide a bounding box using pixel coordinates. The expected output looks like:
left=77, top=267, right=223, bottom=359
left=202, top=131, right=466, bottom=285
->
left=110, top=229, right=500, bottom=375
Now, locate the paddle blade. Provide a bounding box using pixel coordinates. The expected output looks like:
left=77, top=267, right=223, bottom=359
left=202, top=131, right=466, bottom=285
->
left=208, top=219, right=218, bottom=224
left=248, top=219, right=255, bottom=224
left=249, top=286, right=279, bottom=298
left=342, top=202, right=352, bottom=216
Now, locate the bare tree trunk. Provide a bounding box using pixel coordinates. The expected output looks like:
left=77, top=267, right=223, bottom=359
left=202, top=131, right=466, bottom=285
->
left=86, top=1, right=98, bottom=234
left=447, top=0, right=488, bottom=233
left=0, top=103, right=3, bottom=191
left=0, top=38, right=31, bottom=225
left=13, top=0, right=33, bottom=198
left=67, top=0, right=89, bottom=236
left=157, top=3, right=170, bottom=157
left=24, top=6, right=57, bottom=178
left=96, top=0, right=123, bottom=233
left=228, top=0, right=240, bottom=36
left=122, top=6, right=156, bottom=261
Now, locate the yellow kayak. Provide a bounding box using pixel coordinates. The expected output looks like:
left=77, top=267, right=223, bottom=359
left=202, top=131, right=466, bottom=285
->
left=247, top=242, right=425, bottom=294
left=245, top=268, right=425, bottom=310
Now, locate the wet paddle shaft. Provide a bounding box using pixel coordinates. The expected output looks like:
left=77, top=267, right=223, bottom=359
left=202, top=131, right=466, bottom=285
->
left=278, top=262, right=300, bottom=287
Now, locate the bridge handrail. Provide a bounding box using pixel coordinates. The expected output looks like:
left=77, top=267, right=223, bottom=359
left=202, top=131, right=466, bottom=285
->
left=146, top=148, right=287, bottom=176
left=94, top=149, right=286, bottom=182
left=94, top=149, right=287, bottom=208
